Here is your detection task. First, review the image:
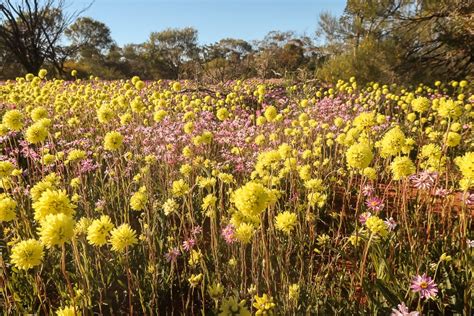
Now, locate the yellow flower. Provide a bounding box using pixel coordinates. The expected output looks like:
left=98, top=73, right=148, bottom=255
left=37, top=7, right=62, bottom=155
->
left=445, top=132, right=461, bottom=147
left=187, top=273, right=203, bottom=287
left=172, top=81, right=181, bottom=92
left=216, top=108, right=229, bottom=121
left=153, top=109, right=168, bottom=122
left=411, top=97, right=430, bottom=113
left=208, top=282, right=224, bottom=299
left=2, top=109, right=23, bottom=131
left=219, top=297, right=251, bottom=316
left=87, top=215, right=114, bottom=246
left=201, top=193, right=217, bottom=211
left=235, top=223, right=255, bottom=244
left=110, top=223, right=138, bottom=252
left=130, top=187, right=147, bottom=211
left=56, top=306, right=77, bottom=316
left=188, top=249, right=202, bottom=266
left=97, top=106, right=114, bottom=123
left=10, top=239, right=44, bottom=270
left=104, top=131, right=123, bottom=151
left=0, top=195, right=17, bottom=222
left=253, top=294, right=275, bottom=315
left=172, top=179, right=189, bottom=197
left=346, top=142, right=373, bottom=169
left=38, top=69, right=48, bottom=79
left=365, top=216, right=389, bottom=238
left=38, top=213, right=75, bottom=248
left=32, top=189, right=76, bottom=222
left=30, top=173, right=60, bottom=202
left=288, top=284, right=300, bottom=301
left=264, top=106, right=277, bottom=122
left=162, top=198, right=178, bottom=216
left=25, top=122, right=48, bottom=144
left=275, top=211, right=298, bottom=235
left=233, top=182, right=271, bottom=218
left=390, top=156, right=416, bottom=180
left=31, top=107, right=48, bottom=121
left=378, top=126, right=409, bottom=158
left=437, top=99, right=462, bottom=119
left=66, top=149, right=86, bottom=163
left=0, top=161, right=14, bottom=178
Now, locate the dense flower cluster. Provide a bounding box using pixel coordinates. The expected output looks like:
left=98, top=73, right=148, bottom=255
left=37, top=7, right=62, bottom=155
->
left=0, top=72, right=472, bottom=314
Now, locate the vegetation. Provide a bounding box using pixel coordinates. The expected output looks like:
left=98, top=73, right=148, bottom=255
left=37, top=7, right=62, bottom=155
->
left=1, top=0, right=473, bottom=84
left=0, top=73, right=472, bottom=314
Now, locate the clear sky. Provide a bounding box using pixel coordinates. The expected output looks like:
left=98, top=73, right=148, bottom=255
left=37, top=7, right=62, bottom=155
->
left=69, top=0, right=346, bottom=45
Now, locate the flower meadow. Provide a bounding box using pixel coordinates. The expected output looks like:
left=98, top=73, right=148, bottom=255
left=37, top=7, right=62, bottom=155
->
left=0, top=72, right=473, bottom=315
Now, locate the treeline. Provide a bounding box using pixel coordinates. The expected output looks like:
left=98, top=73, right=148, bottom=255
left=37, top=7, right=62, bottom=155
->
left=1, top=0, right=472, bottom=84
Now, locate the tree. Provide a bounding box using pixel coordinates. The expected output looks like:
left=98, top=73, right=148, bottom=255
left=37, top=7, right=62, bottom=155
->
left=0, top=0, right=88, bottom=75
left=145, top=27, right=199, bottom=79
left=65, top=16, right=114, bottom=60
left=201, top=38, right=253, bottom=81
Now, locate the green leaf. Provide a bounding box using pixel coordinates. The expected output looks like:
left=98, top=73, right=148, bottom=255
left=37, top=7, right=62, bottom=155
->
left=374, top=279, right=399, bottom=307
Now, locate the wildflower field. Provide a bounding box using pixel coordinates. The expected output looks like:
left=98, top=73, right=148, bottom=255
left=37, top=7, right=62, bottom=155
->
left=0, top=72, right=472, bottom=315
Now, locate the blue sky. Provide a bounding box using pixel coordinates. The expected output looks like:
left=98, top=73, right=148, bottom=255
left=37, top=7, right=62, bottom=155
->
left=69, top=0, right=346, bottom=45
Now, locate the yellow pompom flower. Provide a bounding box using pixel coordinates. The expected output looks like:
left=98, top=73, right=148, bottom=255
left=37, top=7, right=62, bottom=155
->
left=130, top=187, right=147, bottom=211
left=38, top=213, right=75, bottom=248
left=110, top=223, right=138, bottom=252
left=153, top=109, right=168, bottom=122
left=411, top=97, right=430, bottom=113
left=235, top=223, right=255, bottom=244
left=97, top=106, right=114, bottom=123
left=0, top=160, right=14, bottom=178
left=172, top=81, right=181, bottom=92
left=390, top=156, right=416, bottom=180
left=362, top=167, right=377, bottom=180
left=2, top=109, right=23, bottom=131
left=365, top=216, right=389, bottom=238
left=233, top=182, right=271, bottom=218
left=56, top=306, right=77, bottom=316
left=87, top=215, right=114, bottom=246
left=346, top=142, right=373, bottom=169
left=31, top=107, right=48, bottom=122
left=10, top=239, right=44, bottom=270
left=275, top=211, right=298, bottom=235
left=0, top=195, right=17, bottom=222
left=216, top=108, right=229, bottom=121
left=104, top=131, right=123, bottom=151
left=32, top=189, right=76, bottom=222
left=219, top=297, right=251, bottom=316
left=264, top=106, right=278, bottom=122
left=253, top=294, right=276, bottom=315
left=25, top=122, right=48, bottom=144
left=38, top=69, right=48, bottom=79
left=454, top=152, right=473, bottom=190
left=378, top=126, right=408, bottom=158
left=445, top=132, right=461, bottom=147
left=172, top=179, right=189, bottom=197
left=188, top=273, right=203, bottom=287
left=437, top=99, right=462, bottom=119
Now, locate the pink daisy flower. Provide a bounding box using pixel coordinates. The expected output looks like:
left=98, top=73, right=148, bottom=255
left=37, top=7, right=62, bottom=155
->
left=410, top=273, right=438, bottom=299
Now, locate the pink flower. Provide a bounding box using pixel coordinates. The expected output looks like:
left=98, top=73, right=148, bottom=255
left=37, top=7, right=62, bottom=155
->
left=365, top=197, right=384, bottom=212
left=410, top=171, right=437, bottom=190
left=221, top=224, right=237, bottom=244
left=384, top=217, right=397, bottom=231
left=362, top=185, right=375, bottom=197
left=391, top=302, right=419, bottom=316
left=191, top=226, right=202, bottom=236
left=182, top=238, right=196, bottom=252
left=410, top=273, right=438, bottom=299
left=359, top=212, right=372, bottom=225
left=165, top=247, right=180, bottom=263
